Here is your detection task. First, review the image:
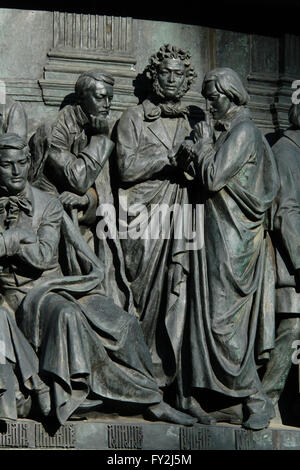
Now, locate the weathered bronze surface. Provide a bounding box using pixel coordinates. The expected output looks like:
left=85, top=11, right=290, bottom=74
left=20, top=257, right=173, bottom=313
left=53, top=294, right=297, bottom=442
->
left=0, top=7, right=300, bottom=450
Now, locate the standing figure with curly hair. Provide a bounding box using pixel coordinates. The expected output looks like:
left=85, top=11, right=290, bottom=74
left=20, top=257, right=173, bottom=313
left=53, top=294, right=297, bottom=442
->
left=116, top=44, right=213, bottom=423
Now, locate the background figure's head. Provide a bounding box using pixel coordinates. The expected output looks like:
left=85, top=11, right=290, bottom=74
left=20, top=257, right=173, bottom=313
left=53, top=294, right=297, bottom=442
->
left=0, top=133, right=30, bottom=195
left=145, top=44, right=197, bottom=102
left=288, top=103, right=300, bottom=129
left=202, top=67, right=249, bottom=121
left=75, top=69, right=114, bottom=119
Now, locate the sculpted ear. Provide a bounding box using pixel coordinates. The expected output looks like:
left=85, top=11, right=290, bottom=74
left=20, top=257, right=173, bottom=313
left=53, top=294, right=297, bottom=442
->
left=6, top=101, right=28, bottom=141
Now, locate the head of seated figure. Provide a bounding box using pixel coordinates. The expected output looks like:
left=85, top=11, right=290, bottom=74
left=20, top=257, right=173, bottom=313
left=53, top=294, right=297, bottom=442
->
left=0, top=133, right=29, bottom=196
left=201, top=67, right=249, bottom=122
left=144, top=44, right=197, bottom=103
left=75, top=69, right=115, bottom=120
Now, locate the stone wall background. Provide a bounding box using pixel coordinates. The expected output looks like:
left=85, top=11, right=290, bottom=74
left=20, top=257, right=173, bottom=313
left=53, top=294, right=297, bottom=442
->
left=0, top=7, right=299, bottom=138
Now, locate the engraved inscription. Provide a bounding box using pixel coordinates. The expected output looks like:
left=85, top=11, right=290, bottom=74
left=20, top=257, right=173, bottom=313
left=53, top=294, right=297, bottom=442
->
left=0, top=422, right=29, bottom=447
left=180, top=427, right=212, bottom=450
left=235, top=429, right=255, bottom=450
left=34, top=423, right=75, bottom=448
left=107, top=425, right=143, bottom=449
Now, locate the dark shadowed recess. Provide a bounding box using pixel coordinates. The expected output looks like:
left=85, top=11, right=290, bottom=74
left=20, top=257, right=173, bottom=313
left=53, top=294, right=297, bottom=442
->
left=2, top=0, right=300, bottom=37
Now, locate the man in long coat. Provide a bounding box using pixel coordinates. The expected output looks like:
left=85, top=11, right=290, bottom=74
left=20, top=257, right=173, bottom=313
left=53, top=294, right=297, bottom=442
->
left=262, top=103, right=300, bottom=418
left=174, top=67, right=280, bottom=430
left=116, top=45, right=214, bottom=423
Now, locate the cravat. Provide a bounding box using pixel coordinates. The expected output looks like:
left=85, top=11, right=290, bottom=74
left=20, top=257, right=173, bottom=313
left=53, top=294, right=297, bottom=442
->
left=0, top=195, right=32, bottom=227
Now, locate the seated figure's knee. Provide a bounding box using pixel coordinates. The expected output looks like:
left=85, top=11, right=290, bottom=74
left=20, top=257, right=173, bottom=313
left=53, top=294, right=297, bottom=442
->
left=56, top=303, right=82, bottom=325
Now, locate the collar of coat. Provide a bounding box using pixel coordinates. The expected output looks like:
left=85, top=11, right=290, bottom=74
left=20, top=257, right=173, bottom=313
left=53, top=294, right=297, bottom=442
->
left=216, top=106, right=252, bottom=131
left=283, top=128, right=300, bottom=149
left=142, top=98, right=189, bottom=121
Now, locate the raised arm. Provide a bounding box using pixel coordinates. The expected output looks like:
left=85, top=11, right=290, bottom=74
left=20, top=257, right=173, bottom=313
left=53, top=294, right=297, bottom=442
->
left=46, top=126, right=114, bottom=195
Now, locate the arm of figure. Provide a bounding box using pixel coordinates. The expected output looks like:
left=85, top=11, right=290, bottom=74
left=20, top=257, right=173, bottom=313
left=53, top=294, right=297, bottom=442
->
left=59, top=187, right=98, bottom=225
left=3, top=197, right=64, bottom=270
left=190, top=121, right=257, bottom=192
left=116, top=109, right=173, bottom=183
left=0, top=228, right=37, bottom=258
left=45, top=120, right=114, bottom=195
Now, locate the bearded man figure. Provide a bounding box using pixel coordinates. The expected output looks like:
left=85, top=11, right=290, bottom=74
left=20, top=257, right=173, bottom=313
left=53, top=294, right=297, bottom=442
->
left=116, top=44, right=213, bottom=423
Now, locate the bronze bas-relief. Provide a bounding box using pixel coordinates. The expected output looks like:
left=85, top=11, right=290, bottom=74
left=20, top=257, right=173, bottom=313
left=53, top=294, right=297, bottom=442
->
left=0, top=43, right=299, bottom=438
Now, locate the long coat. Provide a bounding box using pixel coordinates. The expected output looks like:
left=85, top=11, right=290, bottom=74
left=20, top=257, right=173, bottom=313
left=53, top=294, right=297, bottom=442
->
left=187, top=107, right=280, bottom=398
left=271, top=129, right=300, bottom=313
left=116, top=98, right=202, bottom=387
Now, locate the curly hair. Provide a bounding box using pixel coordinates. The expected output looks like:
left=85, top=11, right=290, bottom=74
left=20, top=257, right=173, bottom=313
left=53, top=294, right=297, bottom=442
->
left=144, top=44, right=197, bottom=92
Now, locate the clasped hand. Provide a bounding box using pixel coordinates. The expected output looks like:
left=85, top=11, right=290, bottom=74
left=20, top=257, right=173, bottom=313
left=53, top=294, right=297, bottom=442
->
left=59, top=192, right=89, bottom=211
left=193, top=113, right=214, bottom=142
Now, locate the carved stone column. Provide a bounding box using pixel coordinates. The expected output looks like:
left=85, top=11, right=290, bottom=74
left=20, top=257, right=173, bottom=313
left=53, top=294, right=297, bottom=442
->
left=247, top=35, right=280, bottom=132
left=275, top=34, right=300, bottom=128
left=39, top=12, right=138, bottom=112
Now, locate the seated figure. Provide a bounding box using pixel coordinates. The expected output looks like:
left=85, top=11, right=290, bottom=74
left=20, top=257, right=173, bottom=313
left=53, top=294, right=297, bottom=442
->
left=0, top=132, right=195, bottom=426
left=29, top=69, right=131, bottom=312
left=0, top=134, right=51, bottom=421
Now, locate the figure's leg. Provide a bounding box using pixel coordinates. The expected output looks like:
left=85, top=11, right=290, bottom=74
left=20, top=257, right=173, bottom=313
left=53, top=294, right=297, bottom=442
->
left=243, top=386, right=275, bottom=430
left=174, top=342, right=216, bottom=425
left=262, top=316, right=300, bottom=406
left=0, top=306, right=50, bottom=418
left=38, top=293, right=92, bottom=424
left=39, top=293, right=197, bottom=426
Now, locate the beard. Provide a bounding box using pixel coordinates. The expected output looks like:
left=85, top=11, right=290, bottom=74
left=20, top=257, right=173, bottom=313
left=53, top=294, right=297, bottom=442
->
left=152, top=78, right=189, bottom=102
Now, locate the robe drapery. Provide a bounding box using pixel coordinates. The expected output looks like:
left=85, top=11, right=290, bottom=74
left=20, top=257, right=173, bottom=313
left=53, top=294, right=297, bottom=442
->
left=186, top=108, right=280, bottom=398
left=116, top=99, right=202, bottom=387
left=0, top=307, right=41, bottom=420
left=0, top=183, right=161, bottom=425
left=19, top=213, right=162, bottom=425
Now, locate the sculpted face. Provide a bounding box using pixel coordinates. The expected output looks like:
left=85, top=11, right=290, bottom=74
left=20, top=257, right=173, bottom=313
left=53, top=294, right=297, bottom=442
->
left=202, top=80, right=232, bottom=120
left=80, top=80, right=113, bottom=119
left=156, top=59, right=186, bottom=100
left=0, top=148, right=29, bottom=195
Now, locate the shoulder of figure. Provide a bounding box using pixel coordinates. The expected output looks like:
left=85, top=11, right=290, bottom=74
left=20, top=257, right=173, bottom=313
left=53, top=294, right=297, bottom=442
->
left=272, top=134, right=300, bottom=164
left=30, top=185, right=63, bottom=213
left=230, top=118, right=259, bottom=141
left=119, top=103, right=144, bottom=122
